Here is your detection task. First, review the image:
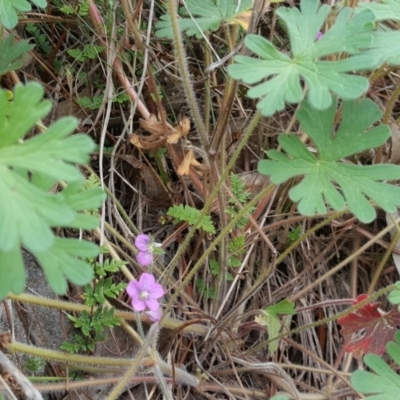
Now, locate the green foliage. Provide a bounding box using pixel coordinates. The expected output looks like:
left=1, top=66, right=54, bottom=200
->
left=228, top=0, right=379, bottom=116
left=389, top=281, right=400, bottom=307
left=0, top=34, right=34, bottom=76
left=59, top=0, right=90, bottom=16
left=78, top=95, right=104, bottom=110
left=226, top=173, right=254, bottom=229
left=229, top=173, right=251, bottom=204
left=155, top=0, right=252, bottom=39
left=78, top=92, right=130, bottom=111
left=358, top=0, right=400, bottom=21
left=61, top=257, right=125, bottom=354
left=24, top=356, right=45, bottom=373
left=68, top=44, right=104, bottom=62
left=25, top=23, right=51, bottom=55
left=210, top=259, right=233, bottom=281
left=0, top=0, right=47, bottom=29
left=0, top=82, right=105, bottom=299
left=365, top=30, right=400, bottom=66
left=196, top=279, right=216, bottom=299
left=257, top=300, right=296, bottom=353
left=287, top=226, right=302, bottom=245
left=351, top=330, right=400, bottom=399
left=167, top=204, right=216, bottom=234
left=258, top=98, right=400, bottom=223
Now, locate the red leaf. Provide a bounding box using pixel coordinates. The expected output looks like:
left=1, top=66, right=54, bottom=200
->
left=338, top=294, right=400, bottom=358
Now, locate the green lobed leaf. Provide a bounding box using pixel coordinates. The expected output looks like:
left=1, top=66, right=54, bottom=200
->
left=297, top=99, right=390, bottom=161
left=155, top=0, right=252, bottom=39
left=351, top=330, right=400, bottom=398
left=228, top=0, right=377, bottom=116
left=358, top=0, right=400, bottom=21
left=0, top=247, right=25, bottom=300
left=0, top=82, right=52, bottom=146
left=0, top=82, right=103, bottom=299
left=258, top=98, right=400, bottom=223
left=0, top=168, right=72, bottom=252
left=0, top=0, right=47, bottom=29
left=0, top=0, right=30, bottom=29
left=388, top=282, right=400, bottom=306
left=34, top=238, right=98, bottom=295
left=0, top=119, right=94, bottom=181
left=363, top=31, right=400, bottom=66
left=0, top=34, right=35, bottom=76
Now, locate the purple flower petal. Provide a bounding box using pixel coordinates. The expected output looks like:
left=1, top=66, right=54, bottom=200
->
left=126, top=280, right=140, bottom=298
left=139, top=272, right=156, bottom=287
left=132, top=299, right=146, bottom=312
left=136, top=251, right=153, bottom=267
left=316, top=31, right=323, bottom=40
left=135, top=234, right=151, bottom=251
left=126, top=273, right=165, bottom=314
left=145, top=298, right=161, bottom=311
left=148, top=283, right=164, bottom=299
left=146, top=309, right=162, bottom=322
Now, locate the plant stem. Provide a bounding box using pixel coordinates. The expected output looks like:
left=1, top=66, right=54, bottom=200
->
left=166, top=0, right=209, bottom=156
left=6, top=293, right=214, bottom=336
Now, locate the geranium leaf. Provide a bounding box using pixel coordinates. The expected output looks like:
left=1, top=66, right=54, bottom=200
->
left=0, top=0, right=47, bottom=29
left=0, top=82, right=52, bottom=146
left=258, top=98, right=400, bottom=223
left=0, top=83, right=104, bottom=299
left=0, top=118, right=94, bottom=181
left=338, top=294, right=400, bottom=358
left=228, top=0, right=377, bottom=116
left=0, top=247, right=25, bottom=300
left=155, top=0, right=252, bottom=39
left=34, top=238, right=98, bottom=295
left=389, top=282, right=400, bottom=306
left=358, top=0, right=400, bottom=21
left=351, top=330, right=400, bottom=399
left=364, top=31, right=400, bottom=66
left=0, top=34, right=35, bottom=76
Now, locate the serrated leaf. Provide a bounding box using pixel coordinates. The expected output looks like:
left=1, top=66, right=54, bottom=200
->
left=338, top=294, right=400, bottom=358
left=258, top=98, right=400, bottom=223
left=0, top=82, right=103, bottom=299
left=389, top=282, right=400, bottom=306
left=0, top=0, right=47, bottom=29
left=363, top=31, right=400, bottom=66
left=0, top=0, right=30, bottom=29
left=358, top=0, right=400, bottom=21
left=0, top=168, right=72, bottom=252
left=0, top=82, right=52, bottom=146
left=34, top=238, right=97, bottom=295
left=0, top=247, right=25, bottom=300
left=155, top=0, right=252, bottom=39
left=0, top=118, right=94, bottom=181
left=351, top=330, right=400, bottom=399
left=167, top=204, right=216, bottom=234
left=228, top=0, right=377, bottom=116
left=0, top=34, right=35, bottom=75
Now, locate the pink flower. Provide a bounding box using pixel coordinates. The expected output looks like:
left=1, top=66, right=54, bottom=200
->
left=146, top=309, right=162, bottom=322
left=135, top=234, right=153, bottom=267
left=126, top=273, right=164, bottom=312
left=134, top=234, right=163, bottom=267
left=316, top=31, right=323, bottom=40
